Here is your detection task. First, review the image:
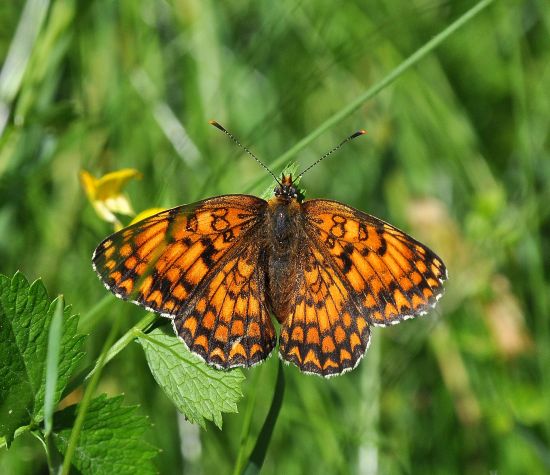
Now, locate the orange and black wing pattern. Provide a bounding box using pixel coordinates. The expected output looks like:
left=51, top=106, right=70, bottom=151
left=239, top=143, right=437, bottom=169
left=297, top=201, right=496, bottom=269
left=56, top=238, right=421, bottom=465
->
left=92, top=194, right=276, bottom=368
left=172, top=241, right=275, bottom=368
left=303, top=199, right=447, bottom=327
left=279, top=198, right=446, bottom=377
left=278, top=239, right=370, bottom=377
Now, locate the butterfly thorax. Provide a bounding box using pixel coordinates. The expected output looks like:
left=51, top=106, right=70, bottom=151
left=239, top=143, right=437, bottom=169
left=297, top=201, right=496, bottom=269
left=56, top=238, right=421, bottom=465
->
left=267, top=175, right=304, bottom=251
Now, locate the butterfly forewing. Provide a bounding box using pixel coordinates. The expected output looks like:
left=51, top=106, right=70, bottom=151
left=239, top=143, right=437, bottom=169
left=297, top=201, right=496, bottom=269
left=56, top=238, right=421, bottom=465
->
left=92, top=194, right=276, bottom=368
left=302, top=199, right=447, bottom=326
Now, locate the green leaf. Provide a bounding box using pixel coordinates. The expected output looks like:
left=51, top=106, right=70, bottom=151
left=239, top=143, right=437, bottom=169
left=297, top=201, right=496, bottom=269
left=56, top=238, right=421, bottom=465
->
left=0, top=272, right=85, bottom=447
left=138, top=326, right=245, bottom=429
left=53, top=394, right=158, bottom=475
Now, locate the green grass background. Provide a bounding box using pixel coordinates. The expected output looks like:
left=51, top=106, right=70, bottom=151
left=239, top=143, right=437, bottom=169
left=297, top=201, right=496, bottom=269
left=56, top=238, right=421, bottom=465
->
left=1, top=0, right=549, bottom=473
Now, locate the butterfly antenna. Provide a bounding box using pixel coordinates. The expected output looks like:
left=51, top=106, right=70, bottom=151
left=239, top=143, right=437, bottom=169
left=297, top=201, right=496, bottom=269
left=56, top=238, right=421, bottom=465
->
left=209, top=120, right=281, bottom=185
left=296, top=129, right=367, bottom=179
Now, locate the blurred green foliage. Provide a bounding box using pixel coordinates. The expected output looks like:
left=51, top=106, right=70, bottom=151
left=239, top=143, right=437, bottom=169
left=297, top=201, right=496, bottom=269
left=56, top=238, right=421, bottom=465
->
left=1, top=0, right=549, bottom=473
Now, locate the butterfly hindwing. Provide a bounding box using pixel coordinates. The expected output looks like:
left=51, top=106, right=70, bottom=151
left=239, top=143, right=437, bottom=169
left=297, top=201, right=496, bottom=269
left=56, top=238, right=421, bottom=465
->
left=172, top=241, right=276, bottom=368
left=303, top=199, right=447, bottom=327
left=278, top=238, right=370, bottom=376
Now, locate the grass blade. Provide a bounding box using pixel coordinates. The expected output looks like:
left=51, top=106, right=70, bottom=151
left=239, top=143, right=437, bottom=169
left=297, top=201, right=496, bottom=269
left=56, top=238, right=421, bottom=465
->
left=43, top=296, right=64, bottom=437
left=43, top=296, right=64, bottom=473
left=0, top=0, right=50, bottom=136
left=232, top=367, right=262, bottom=475
left=244, top=0, right=496, bottom=193
left=241, top=360, right=286, bottom=475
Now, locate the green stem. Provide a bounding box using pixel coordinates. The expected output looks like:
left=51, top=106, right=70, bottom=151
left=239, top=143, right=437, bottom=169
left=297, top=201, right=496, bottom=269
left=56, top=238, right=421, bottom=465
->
left=232, top=368, right=262, bottom=475
left=78, top=294, right=112, bottom=333
left=30, top=431, right=52, bottom=472
left=241, top=360, right=286, bottom=475
left=244, top=0, right=495, bottom=193
left=62, top=312, right=159, bottom=407
left=61, top=317, right=121, bottom=474
left=84, top=312, right=158, bottom=382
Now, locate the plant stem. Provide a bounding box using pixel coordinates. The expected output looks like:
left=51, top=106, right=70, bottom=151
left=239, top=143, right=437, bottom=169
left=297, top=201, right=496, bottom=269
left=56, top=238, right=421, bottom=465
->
left=60, top=316, right=121, bottom=474
left=232, top=367, right=262, bottom=475
left=78, top=295, right=112, bottom=333
left=84, top=312, right=158, bottom=382
left=241, top=360, right=286, bottom=475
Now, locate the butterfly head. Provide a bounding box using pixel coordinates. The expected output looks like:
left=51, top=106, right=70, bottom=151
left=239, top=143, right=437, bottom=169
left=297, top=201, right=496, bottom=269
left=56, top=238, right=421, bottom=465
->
left=274, top=174, right=305, bottom=203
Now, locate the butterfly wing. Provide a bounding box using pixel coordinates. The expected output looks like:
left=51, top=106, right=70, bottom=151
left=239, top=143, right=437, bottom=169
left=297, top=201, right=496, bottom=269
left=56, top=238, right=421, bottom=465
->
left=92, top=194, right=276, bottom=368
left=303, top=199, right=447, bottom=326
left=172, top=240, right=276, bottom=368
left=278, top=239, right=371, bottom=376
left=278, top=198, right=447, bottom=377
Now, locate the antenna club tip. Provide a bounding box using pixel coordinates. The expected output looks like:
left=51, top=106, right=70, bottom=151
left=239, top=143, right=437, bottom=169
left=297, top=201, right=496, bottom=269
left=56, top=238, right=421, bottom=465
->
left=348, top=129, right=367, bottom=140
left=209, top=120, right=226, bottom=132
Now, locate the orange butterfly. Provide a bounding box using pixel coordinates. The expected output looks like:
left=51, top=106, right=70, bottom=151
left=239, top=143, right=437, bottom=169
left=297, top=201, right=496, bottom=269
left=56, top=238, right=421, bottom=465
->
left=93, top=123, right=447, bottom=377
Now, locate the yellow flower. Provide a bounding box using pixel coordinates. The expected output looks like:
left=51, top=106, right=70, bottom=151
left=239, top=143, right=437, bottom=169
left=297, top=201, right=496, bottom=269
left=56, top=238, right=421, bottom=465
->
left=80, top=169, right=142, bottom=229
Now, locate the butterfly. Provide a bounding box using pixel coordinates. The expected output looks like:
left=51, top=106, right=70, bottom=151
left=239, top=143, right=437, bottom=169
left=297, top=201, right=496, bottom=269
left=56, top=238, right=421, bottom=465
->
left=92, top=124, right=447, bottom=377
